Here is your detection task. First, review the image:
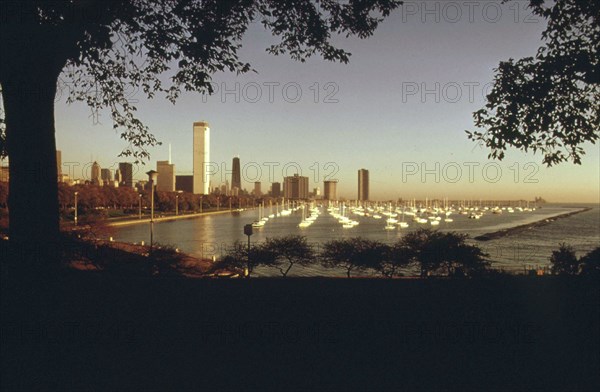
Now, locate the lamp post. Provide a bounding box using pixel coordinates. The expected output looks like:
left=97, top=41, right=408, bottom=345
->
left=243, top=224, right=253, bottom=278
left=74, top=191, right=78, bottom=226
left=176, top=191, right=182, bottom=216
left=138, top=194, right=142, bottom=219
left=146, top=170, right=158, bottom=252
left=200, top=195, right=203, bottom=213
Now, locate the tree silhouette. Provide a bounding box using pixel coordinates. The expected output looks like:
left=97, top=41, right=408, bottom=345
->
left=321, top=237, right=387, bottom=278
left=0, top=0, right=401, bottom=264
left=379, top=241, right=412, bottom=278
left=400, top=229, right=490, bottom=277
left=579, top=247, right=600, bottom=277
left=550, top=243, right=580, bottom=275
left=263, top=235, right=314, bottom=277
left=467, top=0, right=599, bottom=166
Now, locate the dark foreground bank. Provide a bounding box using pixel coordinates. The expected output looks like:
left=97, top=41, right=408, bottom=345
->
left=1, top=271, right=599, bottom=391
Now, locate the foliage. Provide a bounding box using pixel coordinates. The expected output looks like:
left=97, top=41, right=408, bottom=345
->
left=550, top=243, right=580, bottom=275
left=467, top=0, right=600, bottom=166
left=579, top=247, right=600, bottom=277
left=262, top=235, right=314, bottom=277
left=399, top=229, right=490, bottom=277
left=321, top=237, right=387, bottom=277
left=0, top=0, right=402, bottom=161
left=378, top=241, right=412, bottom=278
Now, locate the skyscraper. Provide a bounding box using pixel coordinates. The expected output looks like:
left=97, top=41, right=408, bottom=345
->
left=157, top=160, right=175, bottom=192
left=324, top=180, right=338, bottom=201
left=91, top=161, right=101, bottom=185
left=231, top=156, right=241, bottom=192
left=101, top=168, right=112, bottom=186
left=271, top=182, right=281, bottom=198
left=193, top=121, right=210, bottom=194
left=254, top=181, right=262, bottom=196
left=358, top=169, right=369, bottom=202
left=119, top=163, right=133, bottom=187
left=283, top=174, right=309, bottom=200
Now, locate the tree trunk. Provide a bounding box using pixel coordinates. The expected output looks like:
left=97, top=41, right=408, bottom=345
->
left=1, top=57, right=65, bottom=266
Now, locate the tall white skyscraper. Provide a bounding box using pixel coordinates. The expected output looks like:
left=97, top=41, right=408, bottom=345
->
left=193, top=121, right=210, bottom=194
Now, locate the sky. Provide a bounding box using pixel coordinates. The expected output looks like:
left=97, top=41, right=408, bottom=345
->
left=50, top=1, right=599, bottom=202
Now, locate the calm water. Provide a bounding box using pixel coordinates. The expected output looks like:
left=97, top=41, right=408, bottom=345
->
left=113, top=203, right=600, bottom=276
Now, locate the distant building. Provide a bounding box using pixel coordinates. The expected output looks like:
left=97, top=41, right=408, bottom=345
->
left=176, top=175, right=194, bottom=193
left=119, top=163, right=133, bottom=187
left=283, top=174, right=309, bottom=200
left=193, top=121, right=210, bottom=194
left=115, top=168, right=122, bottom=184
left=156, top=160, right=175, bottom=192
left=254, top=181, right=262, bottom=196
left=358, top=169, right=369, bottom=202
left=232, top=156, right=241, bottom=190
left=271, top=182, right=281, bottom=198
left=91, top=161, right=101, bottom=185
left=101, top=168, right=112, bottom=186
left=324, top=180, right=338, bottom=201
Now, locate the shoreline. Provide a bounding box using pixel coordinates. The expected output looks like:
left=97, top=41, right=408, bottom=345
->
left=106, top=208, right=246, bottom=227
left=474, top=207, right=592, bottom=241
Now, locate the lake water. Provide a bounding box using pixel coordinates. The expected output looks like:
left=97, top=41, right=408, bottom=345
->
left=112, top=203, right=600, bottom=276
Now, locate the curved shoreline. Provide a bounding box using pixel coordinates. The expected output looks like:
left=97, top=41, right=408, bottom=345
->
left=474, top=207, right=592, bottom=241
left=106, top=208, right=246, bottom=227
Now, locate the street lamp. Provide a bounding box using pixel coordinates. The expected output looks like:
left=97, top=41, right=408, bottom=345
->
left=138, top=194, right=142, bottom=219
left=176, top=190, right=183, bottom=216
left=146, top=170, right=158, bottom=252
left=244, top=224, right=253, bottom=278
left=74, top=191, right=78, bottom=226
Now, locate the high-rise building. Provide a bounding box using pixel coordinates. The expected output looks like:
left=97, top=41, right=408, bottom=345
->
left=193, top=121, right=210, bottom=194
left=156, top=160, right=175, bottom=192
left=101, top=168, right=112, bottom=186
left=115, top=169, right=122, bottom=185
left=324, top=180, right=338, bottom=201
left=271, top=182, right=281, bottom=198
left=254, top=181, right=262, bottom=196
left=91, top=161, right=101, bottom=185
left=119, top=163, right=133, bottom=187
left=358, top=169, right=369, bottom=202
left=232, top=156, right=241, bottom=192
left=176, top=175, right=194, bottom=193
left=283, top=174, right=309, bottom=200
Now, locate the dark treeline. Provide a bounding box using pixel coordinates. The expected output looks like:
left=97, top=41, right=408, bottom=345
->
left=213, top=230, right=600, bottom=279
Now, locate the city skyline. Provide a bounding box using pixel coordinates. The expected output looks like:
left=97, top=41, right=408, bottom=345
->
left=48, top=5, right=599, bottom=202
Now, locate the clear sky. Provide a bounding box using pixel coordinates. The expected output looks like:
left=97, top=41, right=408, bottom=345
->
left=52, top=2, right=599, bottom=202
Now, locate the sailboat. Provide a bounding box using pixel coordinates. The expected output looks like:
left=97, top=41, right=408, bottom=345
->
left=252, top=203, right=265, bottom=228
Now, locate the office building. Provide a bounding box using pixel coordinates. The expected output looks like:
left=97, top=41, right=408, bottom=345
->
left=358, top=169, right=369, bottom=201
left=271, top=182, right=281, bottom=198
left=101, top=168, right=112, bottom=186
left=157, top=160, right=175, bottom=192
left=232, top=156, right=241, bottom=192
left=323, top=180, right=338, bottom=201
left=176, top=175, right=194, bottom=193
left=193, top=121, right=210, bottom=194
left=119, top=162, right=133, bottom=187
left=0, top=165, right=8, bottom=183
left=254, top=181, right=262, bottom=196
left=91, top=161, right=101, bottom=185
left=283, top=174, right=309, bottom=200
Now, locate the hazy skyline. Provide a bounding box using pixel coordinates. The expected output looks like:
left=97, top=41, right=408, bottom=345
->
left=49, top=2, right=599, bottom=202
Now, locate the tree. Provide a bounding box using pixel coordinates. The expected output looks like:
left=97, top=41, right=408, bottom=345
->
left=467, top=0, right=599, bottom=166
left=550, top=243, right=580, bottom=275
left=400, top=229, right=490, bottom=277
left=579, top=247, right=600, bottom=277
left=0, top=0, right=401, bottom=263
left=263, top=235, right=314, bottom=277
left=321, top=238, right=387, bottom=278
left=378, top=241, right=412, bottom=278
